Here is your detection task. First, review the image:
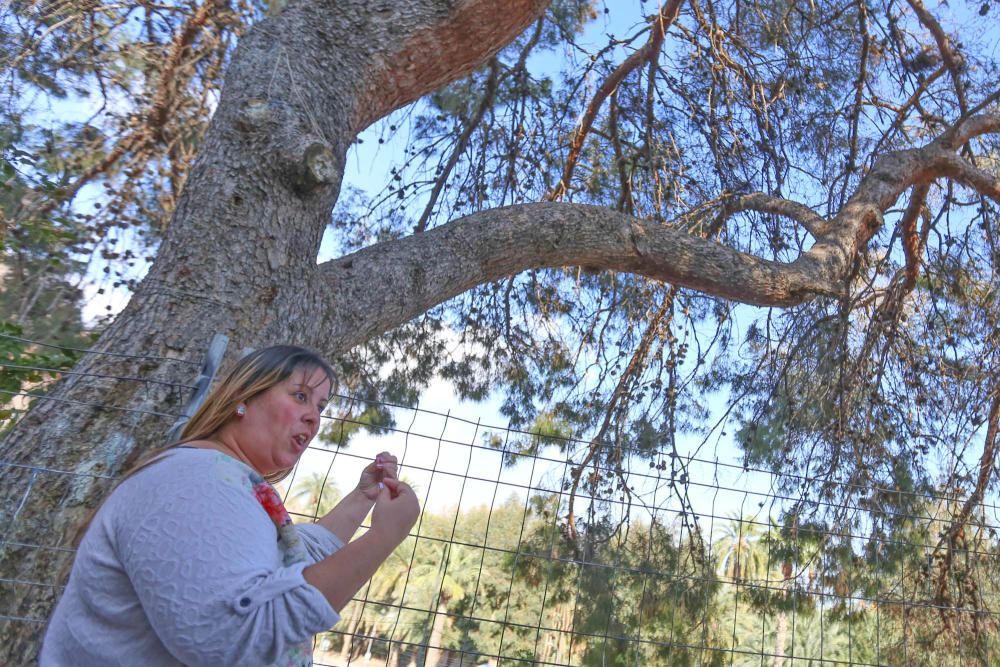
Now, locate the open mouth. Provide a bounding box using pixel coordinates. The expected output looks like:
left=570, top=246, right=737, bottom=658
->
left=292, top=434, right=308, bottom=450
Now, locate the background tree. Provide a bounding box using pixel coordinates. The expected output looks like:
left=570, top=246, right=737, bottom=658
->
left=0, top=121, right=91, bottom=422
left=1, top=0, right=999, bottom=662
left=283, top=471, right=342, bottom=516
left=272, top=494, right=1000, bottom=665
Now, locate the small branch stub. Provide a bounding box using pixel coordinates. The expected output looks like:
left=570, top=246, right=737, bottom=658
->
left=234, top=98, right=271, bottom=131
left=302, top=142, right=340, bottom=190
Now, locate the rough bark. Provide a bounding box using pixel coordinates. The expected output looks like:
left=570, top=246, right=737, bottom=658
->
left=0, top=0, right=998, bottom=662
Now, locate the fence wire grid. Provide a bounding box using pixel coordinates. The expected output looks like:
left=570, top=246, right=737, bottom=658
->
left=2, top=335, right=1000, bottom=667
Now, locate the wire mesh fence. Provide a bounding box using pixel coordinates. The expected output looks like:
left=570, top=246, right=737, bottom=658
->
left=2, top=335, right=999, bottom=666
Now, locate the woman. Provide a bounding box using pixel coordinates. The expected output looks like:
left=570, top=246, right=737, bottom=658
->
left=40, top=345, right=420, bottom=666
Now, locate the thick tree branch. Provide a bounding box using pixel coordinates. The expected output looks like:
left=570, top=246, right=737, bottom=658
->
left=900, top=183, right=930, bottom=290
left=353, top=0, right=549, bottom=130
left=944, top=112, right=1000, bottom=148
left=318, top=202, right=838, bottom=352
left=314, top=115, right=1000, bottom=356
left=930, top=154, right=1000, bottom=201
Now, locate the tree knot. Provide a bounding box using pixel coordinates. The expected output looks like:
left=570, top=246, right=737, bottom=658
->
left=627, top=220, right=651, bottom=259
left=300, top=142, right=340, bottom=190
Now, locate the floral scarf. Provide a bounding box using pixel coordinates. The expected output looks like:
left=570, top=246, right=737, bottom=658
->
left=247, top=468, right=313, bottom=666
left=249, top=470, right=308, bottom=566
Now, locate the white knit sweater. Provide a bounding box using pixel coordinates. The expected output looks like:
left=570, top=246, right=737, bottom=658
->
left=40, top=448, right=341, bottom=666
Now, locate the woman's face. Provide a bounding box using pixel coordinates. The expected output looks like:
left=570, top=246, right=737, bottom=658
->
left=235, top=366, right=331, bottom=475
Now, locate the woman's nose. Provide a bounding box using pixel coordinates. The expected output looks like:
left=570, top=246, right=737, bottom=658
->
left=303, top=407, right=319, bottom=425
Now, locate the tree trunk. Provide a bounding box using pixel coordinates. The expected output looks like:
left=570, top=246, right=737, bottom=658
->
left=0, top=1, right=546, bottom=662
left=424, top=601, right=450, bottom=667
left=772, top=610, right=788, bottom=667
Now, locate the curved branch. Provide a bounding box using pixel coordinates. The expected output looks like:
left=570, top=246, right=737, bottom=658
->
left=314, top=115, right=1000, bottom=356
left=546, top=0, right=683, bottom=201
left=930, top=153, right=1000, bottom=201
left=845, top=113, right=998, bottom=213
left=906, top=0, right=968, bottom=113
left=949, top=111, right=1000, bottom=148
left=722, top=193, right=829, bottom=237
left=900, top=183, right=930, bottom=290
left=353, top=0, right=549, bottom=130
left=317, top=201, right=841, bottom=352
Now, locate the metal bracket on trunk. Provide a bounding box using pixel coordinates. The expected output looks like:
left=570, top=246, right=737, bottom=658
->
left=164, top=334, right=229, bottom=442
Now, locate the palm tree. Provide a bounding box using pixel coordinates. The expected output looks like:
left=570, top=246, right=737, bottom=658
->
left=287, top=471, right=342, bottom=517
left=393, top=536, right=487, bottom=667
left=713, top=515, right=791, bottom=666
left=714, top=514, right=769, bottom=584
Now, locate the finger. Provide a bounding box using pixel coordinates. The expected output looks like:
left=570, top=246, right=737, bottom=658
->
left=374, top=454, right=395, bottom=472
left=382, top=477, right=403, bottom=499
left=391, top=481, right=414, bottom=499
left=376, top=456, right=399, bottom=482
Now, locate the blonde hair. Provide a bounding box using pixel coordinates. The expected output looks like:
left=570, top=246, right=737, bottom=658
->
left=75, top=345, right=334, bottom=545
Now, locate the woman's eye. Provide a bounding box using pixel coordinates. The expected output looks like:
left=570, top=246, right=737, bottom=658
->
left=294, top=392, right=307, bottom=401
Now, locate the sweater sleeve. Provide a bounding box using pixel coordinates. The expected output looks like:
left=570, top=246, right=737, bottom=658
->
left=296, top=522, right=344, bottom=563
left=113, top=452, right=339, bottom=667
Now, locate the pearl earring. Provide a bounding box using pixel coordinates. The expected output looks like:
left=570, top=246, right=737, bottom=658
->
left=236, top=404, right=246, bottom=417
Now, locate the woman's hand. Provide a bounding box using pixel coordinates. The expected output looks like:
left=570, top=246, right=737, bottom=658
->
left=318, top=452, right=400, bottom=542
left=305, top=479, right=420, bottom=612
left=370, top=481, right=420, bottom=547
left=356, top=452, right=398, bottom=501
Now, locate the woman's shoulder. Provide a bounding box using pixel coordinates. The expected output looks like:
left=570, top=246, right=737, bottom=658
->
left=114, top=447, right=259, bottom=506
left=97, top=448, right=284, bottom=569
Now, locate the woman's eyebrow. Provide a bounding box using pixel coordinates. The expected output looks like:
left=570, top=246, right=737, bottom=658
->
left=292, top=382, right=321, bottom=396
left=294, top=381, right=329, bottom=405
